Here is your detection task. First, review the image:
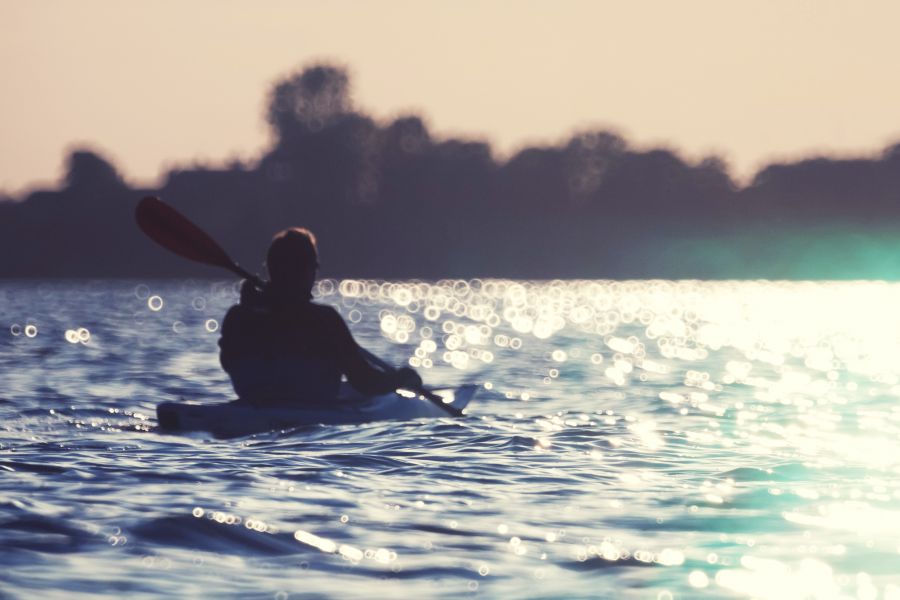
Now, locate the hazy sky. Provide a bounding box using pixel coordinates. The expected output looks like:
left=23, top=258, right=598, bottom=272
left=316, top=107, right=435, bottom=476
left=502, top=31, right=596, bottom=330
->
left=3, top=0, right=900, bottom=194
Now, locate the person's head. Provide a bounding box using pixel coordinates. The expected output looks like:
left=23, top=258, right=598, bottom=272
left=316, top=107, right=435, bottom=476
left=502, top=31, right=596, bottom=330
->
left=266, top=227, right=318, bottom=297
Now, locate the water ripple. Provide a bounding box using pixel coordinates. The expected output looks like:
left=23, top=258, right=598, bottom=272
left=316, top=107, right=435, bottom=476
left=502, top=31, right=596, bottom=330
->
left=4, top=280, right=900, bottom=598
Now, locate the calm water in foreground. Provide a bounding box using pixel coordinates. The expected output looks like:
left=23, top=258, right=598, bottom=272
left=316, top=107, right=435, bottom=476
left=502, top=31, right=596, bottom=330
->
left=2, top=279, right=900, bottom=599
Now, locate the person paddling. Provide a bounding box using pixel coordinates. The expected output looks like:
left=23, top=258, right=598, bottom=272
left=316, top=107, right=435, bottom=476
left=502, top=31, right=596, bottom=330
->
left=218, top=227, right=423, bottom=406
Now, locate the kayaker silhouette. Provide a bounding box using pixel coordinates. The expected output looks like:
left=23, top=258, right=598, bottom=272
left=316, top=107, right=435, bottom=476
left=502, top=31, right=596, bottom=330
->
left=218, top=227, right=423, bottom=405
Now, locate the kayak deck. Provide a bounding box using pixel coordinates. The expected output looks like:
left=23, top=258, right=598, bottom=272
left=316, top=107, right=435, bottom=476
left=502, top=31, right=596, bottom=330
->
left=157, top=384, right=477, bottom=437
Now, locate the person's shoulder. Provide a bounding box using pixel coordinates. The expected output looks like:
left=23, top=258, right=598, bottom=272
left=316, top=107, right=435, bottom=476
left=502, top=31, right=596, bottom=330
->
left=225, top=302, right=260, bottom=317
left=308, top=302, right=342, bottom=320
left=223, top=301, right=271, bottom=327
left=307, top=302, right=353, bottom=330
left=222, top=303, right=247, bottom=329
left=223, top=303, right=243, bottom=319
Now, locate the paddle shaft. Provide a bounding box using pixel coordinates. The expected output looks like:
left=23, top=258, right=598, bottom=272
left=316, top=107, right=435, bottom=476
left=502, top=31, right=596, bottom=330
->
left=135, top=196, right=462, bottom=417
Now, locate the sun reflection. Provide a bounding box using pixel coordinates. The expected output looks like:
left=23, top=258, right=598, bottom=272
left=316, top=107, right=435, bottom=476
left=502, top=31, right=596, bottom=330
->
left=716, top=556, right=839, bottom=600
left=294, top=529, right=337, bottom=553
left=784, top=501, right=900, bottom=534
left=331, top=280, right=900, bottom=479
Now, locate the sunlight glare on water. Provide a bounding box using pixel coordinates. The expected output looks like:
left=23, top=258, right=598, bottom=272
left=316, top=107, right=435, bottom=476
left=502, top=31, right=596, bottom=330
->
left=3, top=279, right=900, bottom=598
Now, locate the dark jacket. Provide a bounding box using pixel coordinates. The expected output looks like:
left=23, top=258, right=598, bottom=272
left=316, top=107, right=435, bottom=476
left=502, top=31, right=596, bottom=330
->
left=219, top=282, right=406, bottom=405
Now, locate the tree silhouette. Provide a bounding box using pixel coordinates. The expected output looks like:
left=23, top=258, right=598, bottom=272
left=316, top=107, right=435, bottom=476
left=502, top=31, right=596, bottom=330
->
left=2, top=62, right=900, bottom=280
left=65, top=149, right=125, bottom=193
left=267, top=64, right=353, bottom=143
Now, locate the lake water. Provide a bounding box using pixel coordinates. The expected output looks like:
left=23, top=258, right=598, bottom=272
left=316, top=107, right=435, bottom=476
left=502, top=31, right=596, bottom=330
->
left=2, top=279, right=900, bottom=599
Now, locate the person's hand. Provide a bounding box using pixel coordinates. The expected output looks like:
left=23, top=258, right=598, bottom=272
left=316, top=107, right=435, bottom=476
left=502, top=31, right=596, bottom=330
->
left=396, top=367, right=423, bottom=390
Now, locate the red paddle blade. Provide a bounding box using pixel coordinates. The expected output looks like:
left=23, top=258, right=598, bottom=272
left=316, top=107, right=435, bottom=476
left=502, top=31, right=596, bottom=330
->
left=135, top=196, right=235, bottom=270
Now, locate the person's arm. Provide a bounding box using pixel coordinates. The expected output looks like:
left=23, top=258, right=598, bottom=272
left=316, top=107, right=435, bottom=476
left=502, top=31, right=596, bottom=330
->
left=326, top=307, right=421, bottom=395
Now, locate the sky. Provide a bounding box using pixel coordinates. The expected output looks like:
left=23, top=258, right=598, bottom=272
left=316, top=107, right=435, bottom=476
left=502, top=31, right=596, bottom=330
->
left=2, top=0, right=900, bottom=194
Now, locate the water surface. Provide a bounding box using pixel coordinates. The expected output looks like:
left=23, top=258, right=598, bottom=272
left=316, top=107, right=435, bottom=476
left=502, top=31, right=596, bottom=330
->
left=2, top=279, right=900, bottom=599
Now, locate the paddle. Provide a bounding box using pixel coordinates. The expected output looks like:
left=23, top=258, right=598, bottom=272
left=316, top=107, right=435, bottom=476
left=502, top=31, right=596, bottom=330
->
left=135, top=195, right=463, bottom=417
left=135, top=196, right=264, bottom=288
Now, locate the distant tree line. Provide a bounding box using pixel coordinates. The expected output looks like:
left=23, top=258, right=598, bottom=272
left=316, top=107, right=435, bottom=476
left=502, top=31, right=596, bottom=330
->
left=2, top=64, right=900, bottom=279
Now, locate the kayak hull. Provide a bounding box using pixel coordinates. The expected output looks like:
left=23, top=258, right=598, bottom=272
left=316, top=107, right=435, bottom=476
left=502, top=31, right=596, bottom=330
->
left=157, top=384, right=477, bottom=437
